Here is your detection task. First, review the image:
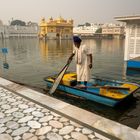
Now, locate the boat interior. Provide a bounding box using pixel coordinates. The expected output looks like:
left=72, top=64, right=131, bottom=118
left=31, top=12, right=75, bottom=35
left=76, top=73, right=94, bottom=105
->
left=46, top=72, right=140, bottom=99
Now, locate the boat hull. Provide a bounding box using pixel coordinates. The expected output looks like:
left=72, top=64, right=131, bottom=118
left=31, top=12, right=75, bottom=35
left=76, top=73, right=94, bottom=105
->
left=44, top=73, right=139, bottom=107
left=46, top=81, right=124, bottom=107
left=127, top=60, right=140, bottom=70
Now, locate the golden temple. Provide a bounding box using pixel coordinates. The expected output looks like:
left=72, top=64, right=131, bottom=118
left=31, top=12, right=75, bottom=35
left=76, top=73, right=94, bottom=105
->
left=39, top=16, right=73, bottom=39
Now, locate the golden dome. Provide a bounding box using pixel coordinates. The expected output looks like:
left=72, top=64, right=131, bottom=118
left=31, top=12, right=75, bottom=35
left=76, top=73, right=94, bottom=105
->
left=67, top=19, right=73, bottom=23
left=41, top=18, right=46, bottom=22
left=40, top=18, right=47, bottom=26
left=49, top=17, right=53, bottom=21
left=57, top=16, right=64, bottom=22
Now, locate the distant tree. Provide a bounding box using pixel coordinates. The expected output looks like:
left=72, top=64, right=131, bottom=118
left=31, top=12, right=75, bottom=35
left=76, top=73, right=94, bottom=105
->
left=10, top=20, right=26, bottom=26
left=95, top=28, right=102, bottom=33
left=78, top=24, right=84, bottom=27
left=77, top=22, right=91, bottom=27
left=85, top=22, right=91, bottom=26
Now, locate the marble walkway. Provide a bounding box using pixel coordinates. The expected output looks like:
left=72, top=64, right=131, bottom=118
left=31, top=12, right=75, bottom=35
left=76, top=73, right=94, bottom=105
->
left=0, top=86, right=116, bottom=140
left=0, top=77, right=140, bottom=140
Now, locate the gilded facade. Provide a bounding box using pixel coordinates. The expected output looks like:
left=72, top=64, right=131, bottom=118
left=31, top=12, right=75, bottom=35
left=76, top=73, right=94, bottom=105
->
left=39, top=16, right=73, bottom=39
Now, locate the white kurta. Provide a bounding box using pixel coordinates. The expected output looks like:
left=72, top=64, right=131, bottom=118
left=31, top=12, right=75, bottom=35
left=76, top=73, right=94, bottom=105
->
left=73, top=44, right=92, bottom=82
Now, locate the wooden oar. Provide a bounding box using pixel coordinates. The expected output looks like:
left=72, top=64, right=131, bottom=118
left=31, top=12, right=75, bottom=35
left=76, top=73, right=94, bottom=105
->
left=48, top=59, right=72, bottom=95
left=79, top=85, right=130, bottom=90
left=100, top=86, right=130, bottom=90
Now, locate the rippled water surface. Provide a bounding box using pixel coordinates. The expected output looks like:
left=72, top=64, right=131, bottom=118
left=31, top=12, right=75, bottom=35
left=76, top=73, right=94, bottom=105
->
left=0, top=38, right=140, bottom=129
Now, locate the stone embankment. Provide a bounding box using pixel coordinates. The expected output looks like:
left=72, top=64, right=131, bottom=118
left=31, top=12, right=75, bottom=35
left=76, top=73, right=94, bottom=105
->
left=0, top=77, right=139, bottom=140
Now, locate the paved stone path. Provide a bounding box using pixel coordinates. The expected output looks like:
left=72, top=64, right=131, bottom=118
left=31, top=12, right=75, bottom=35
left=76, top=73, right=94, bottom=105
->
left=0, top=86, right=113, bottom=140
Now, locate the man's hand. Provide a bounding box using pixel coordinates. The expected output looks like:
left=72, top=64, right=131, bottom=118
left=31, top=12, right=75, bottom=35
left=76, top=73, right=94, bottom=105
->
left=67, top=57, right=72, bottom=64
left=88, top=54, right=92, bottom=69
left=67, top=53, right=75, bottom=64
left=89, top=63, right=92, bottom=69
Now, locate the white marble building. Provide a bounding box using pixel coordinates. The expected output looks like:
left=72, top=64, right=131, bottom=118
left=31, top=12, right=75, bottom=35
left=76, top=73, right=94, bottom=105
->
left=73, top=23, right=102, bottom=35
left=115, top=15, right=140, bottom=60
left=0, top=23, right=38, bottom=39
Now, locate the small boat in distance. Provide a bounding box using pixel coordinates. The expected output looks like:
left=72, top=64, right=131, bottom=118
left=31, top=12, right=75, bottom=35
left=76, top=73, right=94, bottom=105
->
left=44, top=73, right=139, bottom=107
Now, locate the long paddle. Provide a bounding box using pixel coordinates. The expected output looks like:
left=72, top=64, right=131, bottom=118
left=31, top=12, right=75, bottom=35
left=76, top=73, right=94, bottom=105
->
left=48, top=59, right=72, bottom=95
left=100, top=86, right=129, bottom=90
left=78, top=85, right=130, bottom=90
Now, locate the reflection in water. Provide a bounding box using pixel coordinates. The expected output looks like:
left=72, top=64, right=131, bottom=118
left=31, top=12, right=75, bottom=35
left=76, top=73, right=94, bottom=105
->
left=126, top=68, right=140, bottom=84
left=39, top=40, right=48, bottom=61
left=126, top=69, right=140, bottom=76
left=0, top=38, right=137, bottom=90
left=39, top=39, right=73, bottom=61
left=81, top=39, right=126, bottom=80
left=38, top=39, right=74, bottom=76
left=2, top=48, right=9, bottom=69
left=95, top=39, right=102, bottom=53
left=0, top=38, right=140, bottom=129
left=0, top=38, right=136, bottom=91
left=0, top=41, right=9, bottom=70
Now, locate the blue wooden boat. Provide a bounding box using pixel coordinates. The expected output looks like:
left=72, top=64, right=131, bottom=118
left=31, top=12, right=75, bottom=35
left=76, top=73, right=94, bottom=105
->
left=127, top=57, right=140, bottom=70
left=44, top=73, right=139, bottom=107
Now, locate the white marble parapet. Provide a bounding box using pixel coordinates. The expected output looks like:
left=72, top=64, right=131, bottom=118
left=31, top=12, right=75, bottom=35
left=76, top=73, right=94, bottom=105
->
left=0, top=25, right=38, bottom=38
left=137, top=125, right=140, bottom=131
left=0, top=77, right=140, bottom=140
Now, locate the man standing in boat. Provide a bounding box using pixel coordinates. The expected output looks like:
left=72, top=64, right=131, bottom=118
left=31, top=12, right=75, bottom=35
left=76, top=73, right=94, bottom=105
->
left=68, top=36, right=93, bottom=87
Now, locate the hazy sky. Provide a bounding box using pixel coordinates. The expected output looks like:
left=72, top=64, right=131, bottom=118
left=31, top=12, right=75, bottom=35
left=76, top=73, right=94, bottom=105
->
left=0, top=0, right=140, bottom=25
